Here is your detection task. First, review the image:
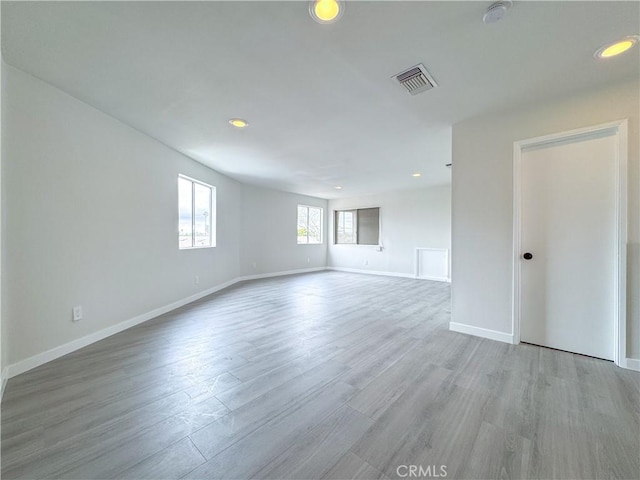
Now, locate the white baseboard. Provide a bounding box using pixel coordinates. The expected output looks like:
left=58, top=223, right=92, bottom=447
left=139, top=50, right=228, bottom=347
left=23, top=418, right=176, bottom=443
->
left=327, top=266, right=446, bottom=281
left=239, top=267, right=327, bottom=281
left=5, top=263, right=631, bottom=381
left=5, top=267, right=328, bottom=380
left=6, top=278, right=239, bottom=379
left=448, top=323, right=638, bottom=371
left=6, top=264, right=449, bottom=379
left=449, top=322, right=514, bottom=344
left=624, top=358, right=640, bottom=372
left=327, top=266, right=415, bottom=279
left=417, top=275, right=451, bottom=283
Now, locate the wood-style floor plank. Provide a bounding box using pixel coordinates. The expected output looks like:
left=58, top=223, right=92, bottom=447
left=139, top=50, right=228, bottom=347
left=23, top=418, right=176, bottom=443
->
left=321, top=451, right=389, bottom=480
left=115, top=438, right=206, bottom=480
left=189, top=359, right=350, bottom=460
left=184, top=381, right=357, bottom=479
left=2, top=271, right=638, bottom=480
left=255, top=404, right=373, bottom=479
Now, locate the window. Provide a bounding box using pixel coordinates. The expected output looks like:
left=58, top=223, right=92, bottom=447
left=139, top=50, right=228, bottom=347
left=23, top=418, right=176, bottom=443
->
left=335, top=210, right=357, bottom=244
left=178, top=175, right=215, bottom=249
left=297, top=205, right=323, bottom=244
left=334, top=207, right=380, bottom=245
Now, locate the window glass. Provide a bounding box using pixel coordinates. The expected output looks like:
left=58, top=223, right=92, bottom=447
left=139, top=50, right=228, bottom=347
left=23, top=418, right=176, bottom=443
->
left=178, top=175, right=215, bottom=249
left=334, top=208, right=380, bottom=245
left=297, top=205, right=323, bottom=244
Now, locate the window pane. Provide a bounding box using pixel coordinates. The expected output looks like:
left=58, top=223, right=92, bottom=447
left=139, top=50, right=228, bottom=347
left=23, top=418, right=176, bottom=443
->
left=297, top=206, right=309, bottom=244
left=357, top=207, right=380, bottom=245
left=308, top=207, right=322, bottom=244
left=193, top=183, right=211, bottom=247
left=336, top=210, right=356, bottom=244
left=178, top=177, right=193, bottom=248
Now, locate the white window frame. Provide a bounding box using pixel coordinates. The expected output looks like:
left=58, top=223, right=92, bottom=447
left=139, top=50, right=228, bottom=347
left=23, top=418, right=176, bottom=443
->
left=334, top=209, right=357, bottom=245
left=334, top=207, right=381, bottom=246
left=297, top=205, right=324, bottom=245
left=178, top=174, right=216, bottom=250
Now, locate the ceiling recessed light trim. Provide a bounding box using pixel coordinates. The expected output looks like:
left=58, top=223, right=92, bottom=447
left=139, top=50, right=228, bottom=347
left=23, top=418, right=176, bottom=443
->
left=594, top=36, right=639, bottom=58
left=412, top=173, right=422, bottom=177
left=309, top=0, right=344, bottom=24
left=334, top=186, right=343, bottom=190
left=229, top=118, right=249, bottom=128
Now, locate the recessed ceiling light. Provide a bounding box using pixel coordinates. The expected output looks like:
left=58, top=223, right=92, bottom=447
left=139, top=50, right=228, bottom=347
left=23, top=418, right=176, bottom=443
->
left=595, top=36, right=639, bottom=58
left=229, top=118, right=249, bottom=128
left=309, top=0, right=344, bottom=24
left=334, top=186, right=343, bottom=190
left=412, top=173, right=422, bottom=177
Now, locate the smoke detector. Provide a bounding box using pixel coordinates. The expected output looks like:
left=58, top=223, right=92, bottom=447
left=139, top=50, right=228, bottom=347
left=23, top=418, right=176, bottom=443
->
left=392, top=64, right=438, bottom=96
left=483, top=1, right=513, bottom=24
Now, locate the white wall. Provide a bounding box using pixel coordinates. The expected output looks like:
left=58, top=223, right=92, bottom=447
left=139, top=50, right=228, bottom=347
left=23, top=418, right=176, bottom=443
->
left=2, top=65, right=243, bottom=367
left=1, top=66, right=326, bottom=372
left=328, top=186, right=451, bottom=277
left=451, top=79, right=640, bottom=360
left=241, top=185, right=327, bottom=276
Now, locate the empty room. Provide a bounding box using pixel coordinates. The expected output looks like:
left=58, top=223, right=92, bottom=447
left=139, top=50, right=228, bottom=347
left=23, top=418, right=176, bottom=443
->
left=1, top=1, right=639, bottom=479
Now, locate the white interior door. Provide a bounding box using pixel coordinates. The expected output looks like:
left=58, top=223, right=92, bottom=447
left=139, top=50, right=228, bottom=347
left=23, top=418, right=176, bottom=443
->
left=520, top=131, right=617, bottom=360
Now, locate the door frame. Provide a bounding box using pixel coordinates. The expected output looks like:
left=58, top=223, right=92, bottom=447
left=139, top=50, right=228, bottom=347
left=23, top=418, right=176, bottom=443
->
left=512, top=119, right=628, bottom=367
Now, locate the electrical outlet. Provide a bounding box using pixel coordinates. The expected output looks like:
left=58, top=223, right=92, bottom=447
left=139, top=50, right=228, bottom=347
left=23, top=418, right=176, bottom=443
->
left=194, top=275, right=199, bottom=285
left=307, top=257, right=311, bottom=263
left=364, top=260, right=369, bottom=266
left=72, top=306, right=82, bottom=322
left=252, top=262, right=257, bottom=269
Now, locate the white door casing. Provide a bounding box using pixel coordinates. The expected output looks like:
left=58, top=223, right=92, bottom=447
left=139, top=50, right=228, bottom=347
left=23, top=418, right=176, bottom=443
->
left=513, top=120, right=627, bottom=366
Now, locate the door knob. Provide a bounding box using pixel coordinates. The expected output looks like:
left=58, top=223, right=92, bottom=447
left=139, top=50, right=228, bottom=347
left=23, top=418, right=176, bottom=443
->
left=523, top=252, right=533, bottom=260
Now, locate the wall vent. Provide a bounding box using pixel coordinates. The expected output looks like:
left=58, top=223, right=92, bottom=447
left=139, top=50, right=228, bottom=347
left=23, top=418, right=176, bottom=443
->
left=392, top=64, right=437, bottom=95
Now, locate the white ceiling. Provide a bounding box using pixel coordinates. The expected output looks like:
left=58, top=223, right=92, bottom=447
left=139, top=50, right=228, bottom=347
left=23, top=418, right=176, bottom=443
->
left=2, top=1, right=638, bottom=199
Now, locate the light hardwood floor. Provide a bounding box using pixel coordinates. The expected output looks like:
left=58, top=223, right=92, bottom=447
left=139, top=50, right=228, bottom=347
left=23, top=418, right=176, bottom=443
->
left=2, top=272, right=639, bottom=479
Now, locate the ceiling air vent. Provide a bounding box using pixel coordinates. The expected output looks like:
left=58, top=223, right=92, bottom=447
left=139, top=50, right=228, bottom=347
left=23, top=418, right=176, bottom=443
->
left=393, top=64, right=437, bottom=96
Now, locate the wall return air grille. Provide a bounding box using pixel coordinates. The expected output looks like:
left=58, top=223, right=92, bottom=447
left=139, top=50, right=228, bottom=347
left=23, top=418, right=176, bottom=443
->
left=393, top=64, right=437, bottom=95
